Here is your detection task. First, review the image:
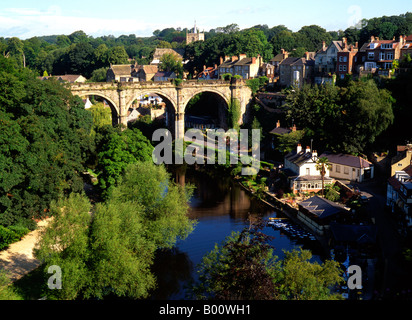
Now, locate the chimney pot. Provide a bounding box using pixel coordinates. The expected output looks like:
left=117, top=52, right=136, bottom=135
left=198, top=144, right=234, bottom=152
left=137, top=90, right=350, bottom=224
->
left=305, top=146, right=311, bottom=153
left=276, top=120, right=280, bottom=128
left=297, top=144, right=302, bottom=153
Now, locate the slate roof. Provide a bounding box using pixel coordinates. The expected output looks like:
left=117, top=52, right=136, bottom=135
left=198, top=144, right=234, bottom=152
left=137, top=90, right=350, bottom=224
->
left=330, top=222, right=377, bottom=244
left=270, top=127, right=291, bottom=135
left=294, top=175, right=333, bottom=182
left=298, top=196, right=349, bottom=219
left=285, top=150, right=314, bottom=166
left=320, top=152, right=372, bottom=168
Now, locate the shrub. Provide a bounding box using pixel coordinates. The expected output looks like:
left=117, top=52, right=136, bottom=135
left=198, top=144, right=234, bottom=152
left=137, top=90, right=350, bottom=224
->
left=0, top=226, right=20, bottom=250
left=8, top=225, right=30, bottom=240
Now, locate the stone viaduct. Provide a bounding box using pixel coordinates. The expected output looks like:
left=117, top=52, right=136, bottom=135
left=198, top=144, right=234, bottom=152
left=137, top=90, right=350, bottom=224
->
left=69, top=79, right=253, bottom=140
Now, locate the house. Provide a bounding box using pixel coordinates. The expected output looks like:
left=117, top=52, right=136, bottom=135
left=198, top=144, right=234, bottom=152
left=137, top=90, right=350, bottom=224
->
left=390, top=144, right=412, bottom=176
left=154, top=71, right=176, bottom=81
left=270, top=49, right=289, bottom=76
left=400, top=35, right=412, bottom=60
left=336, top=39, right=358, bottom=80
left=283, top=144, right=333, bottom=194
left=39, top=74, right=87, bottom=83
left=151, top=48, right=185, bottom=65
left=197, top=64, right=218, bottom=80
left=218, top=54, right=263, bottom=79
left=270, top=120, right=296, bottom=135
left=106, top=64, right=133, bottom=82
left=278, top=52, right=314, bottom=88
left=297, top=196, right=350, bottom=236
left=320, top=152, right=374, bottom=183
left=314, top=40, right=346, bottom=84
left=132, top=64, right=159, bottom=82
left=259, top=63, right=275, bottom=81
left=356, top=35, right=406, bottom=76
left=386, top=165, right=412, bottom=231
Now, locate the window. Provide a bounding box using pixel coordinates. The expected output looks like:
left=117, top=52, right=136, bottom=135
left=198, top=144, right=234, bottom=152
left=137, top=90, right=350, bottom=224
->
left=336, top=165, right=341, bottom=173
left=306, top=168, right=310, bottom=175
left=339, top=56, right=343, bottom=62
left=343, top=65, right=347, bottom=71
left=368, top=52, right=374, bottom=60
left=386, top=52, right=394, bottom=60
left=344, top=167, right=349, bottom=174
left=380, top=52, right=385, bottom=60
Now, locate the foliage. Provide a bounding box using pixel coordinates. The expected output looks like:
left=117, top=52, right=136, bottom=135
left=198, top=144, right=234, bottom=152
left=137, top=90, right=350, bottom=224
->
left=228, top=99, right=241, bottom=129
left=191, top=224, right=344, bottom=300
left=0, top=270, right=22, bottom=300
left=87, top=102, right=112, bottom=130
left=283, top=80, right=394, bottom=154
left=95, top=127, right=154, bottom=197
left=0, top=57, right=93, bottom=226
left=35, top=162, right=195, bottom=300
left=191, top=224, right=278, bottom=300
left=160, top=52, right=183, bottom=77
left=274, top=129, right=305, bottom=154
left=315, top=157, right=332, bottom=197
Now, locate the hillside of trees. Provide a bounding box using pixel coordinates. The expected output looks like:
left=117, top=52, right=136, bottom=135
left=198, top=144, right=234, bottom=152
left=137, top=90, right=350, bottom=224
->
left=1, top=12, right=411, bottom=79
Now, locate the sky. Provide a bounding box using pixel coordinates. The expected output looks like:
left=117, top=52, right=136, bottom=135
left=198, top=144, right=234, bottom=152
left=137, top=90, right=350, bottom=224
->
left=0, top=0, right=411, bottom=39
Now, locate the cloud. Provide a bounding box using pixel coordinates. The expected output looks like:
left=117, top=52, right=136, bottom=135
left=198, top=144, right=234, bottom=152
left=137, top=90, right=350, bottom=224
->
left=0, top=6, right=160, bottom=39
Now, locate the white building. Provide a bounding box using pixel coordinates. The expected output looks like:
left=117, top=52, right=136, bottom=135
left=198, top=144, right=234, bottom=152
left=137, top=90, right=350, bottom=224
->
left=284, top=144, right=333, bottom=194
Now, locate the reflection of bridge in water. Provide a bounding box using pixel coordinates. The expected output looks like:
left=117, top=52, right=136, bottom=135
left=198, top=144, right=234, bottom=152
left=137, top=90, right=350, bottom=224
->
left=70, top=79, right=253, bottom=139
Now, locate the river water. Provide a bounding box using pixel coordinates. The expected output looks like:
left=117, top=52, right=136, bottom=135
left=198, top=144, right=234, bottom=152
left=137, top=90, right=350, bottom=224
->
left=149, top=165, right=326, bottom=300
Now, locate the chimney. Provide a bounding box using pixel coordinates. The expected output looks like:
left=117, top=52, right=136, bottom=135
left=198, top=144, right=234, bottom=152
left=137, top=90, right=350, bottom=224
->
left=239, top=53, right=247, bottom=60
left=219, top=56, right=223, bottom=65
left=305, top=146, right=311, bottom=153
left=276, top=120, right=280, bottom=128
left=203, top=65, right=206, bottom=70
left=281, top=49, right=285, bottom=54
left=400, top=35, right=404, bottom=46
left=231, top=56, right=238, bottom=62
left=312, top=150, right=318, bottom=158
left=370, top=36, right=375, bottom=42
left=304, top=52, right=309, bottom=60
left=343, top=37, right=348, bottom=49
left=322, top=41, right=326, bottom=50
left=355, top=41, right=358, bottom=49
left=297, top=144, right=302, bottom=153
left=252, top=57, right=256, bottom=64
left=291, top=124, right=296, bottom=132
left=376, top=37, right=379, bottom=41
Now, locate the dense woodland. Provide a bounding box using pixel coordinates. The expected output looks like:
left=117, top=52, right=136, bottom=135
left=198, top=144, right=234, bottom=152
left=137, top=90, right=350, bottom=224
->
left=1, top=12, right=412, bottom=300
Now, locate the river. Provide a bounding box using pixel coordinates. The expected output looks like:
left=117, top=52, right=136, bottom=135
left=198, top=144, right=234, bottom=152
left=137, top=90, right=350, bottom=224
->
left=149, top=165, right=326, bottom=300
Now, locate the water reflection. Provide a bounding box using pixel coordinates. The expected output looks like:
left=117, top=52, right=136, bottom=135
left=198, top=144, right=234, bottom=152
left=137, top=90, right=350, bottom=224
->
left=150, top=165, right=322, bottom=300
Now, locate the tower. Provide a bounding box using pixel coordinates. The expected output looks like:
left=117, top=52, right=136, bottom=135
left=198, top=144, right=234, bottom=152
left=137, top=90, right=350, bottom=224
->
left=186, top=21, right=205, bottom=45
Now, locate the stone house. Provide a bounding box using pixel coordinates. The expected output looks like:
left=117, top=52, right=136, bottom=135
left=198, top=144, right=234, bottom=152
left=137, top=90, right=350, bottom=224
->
left=270, top=49, right=289, bottom=79
left=278, top=52, right=314, bottom=88
left=153, top=71, right=176, bottom=81
left=314, top=40, right=346, bottom=84
left=197, top=64, right=218, bottom=80
left=151, top=48, right=185, bottom=65
left=39, top=74, right=87, bottom=83
left=400, top=35, right=412, bottom=60
left=106, top=64, right=133, bottom=82
left=132, top=65, right=159, bottom=81
left=320, top=152, right=374, bottom=183
left=218, top=54, right=263, bottom=79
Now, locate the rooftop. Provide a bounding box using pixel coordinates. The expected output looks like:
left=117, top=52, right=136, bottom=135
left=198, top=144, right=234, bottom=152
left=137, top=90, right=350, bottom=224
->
left=298, top=196, right=349, bottom=219
left=320, top=152, right=372, bottom=168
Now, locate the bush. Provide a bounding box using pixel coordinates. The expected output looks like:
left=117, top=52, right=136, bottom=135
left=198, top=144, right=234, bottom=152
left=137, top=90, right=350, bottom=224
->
left=8, top=225, right=30, bottom=240
left=0, top=226, right=20, bottom=250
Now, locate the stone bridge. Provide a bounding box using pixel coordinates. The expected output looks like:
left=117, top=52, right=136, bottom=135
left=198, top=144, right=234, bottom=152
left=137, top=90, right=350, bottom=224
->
left=70, top=79, right=253, bottom=139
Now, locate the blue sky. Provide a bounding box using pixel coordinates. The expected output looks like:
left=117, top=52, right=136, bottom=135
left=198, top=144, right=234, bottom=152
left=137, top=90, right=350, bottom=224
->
left=0, top=0, right=410, bottom=39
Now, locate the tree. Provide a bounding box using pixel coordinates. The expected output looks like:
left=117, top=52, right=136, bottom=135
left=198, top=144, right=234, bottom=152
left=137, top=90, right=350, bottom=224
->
left=191, top=224, right=344, bottom=300
left=107, top=46, right=129, bottom=65
left=0, top=270, right=22, bottom=300
left=315, top=156, right=332, bottom=197
left=274, top=129, right=305, bottom=154
left=95, top=127, right=154, bottom=197
left=159, top=52, right=183, bottom=76
left=191, top=224, right=278, bottom=300
left=35, top=162, right=195, bottom=300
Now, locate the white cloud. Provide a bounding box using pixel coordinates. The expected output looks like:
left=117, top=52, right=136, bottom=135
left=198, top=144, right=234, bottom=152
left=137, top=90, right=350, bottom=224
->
left=0, top=6, right=161, bottom=39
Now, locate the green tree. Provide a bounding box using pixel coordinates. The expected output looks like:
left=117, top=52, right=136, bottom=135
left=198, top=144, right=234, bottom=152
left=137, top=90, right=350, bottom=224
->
left=274, top=129, right=305, bottom=154
left=315, top=156, right=332, bottom=197
left=35, top=162, right=194, bottom=300
left=0, top=270, right=22, bottom=300
left=107, top=46, right=129, bottom=65
left=96, top=127, right=154, bottom=197
left=191, top=225, right=343, bottom=300
left=159, top=52, right=183, bottom=76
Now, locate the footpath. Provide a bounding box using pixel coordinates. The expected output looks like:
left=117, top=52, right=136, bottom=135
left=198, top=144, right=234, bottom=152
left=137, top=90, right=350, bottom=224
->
left=0, top=219, right=50, bottom=282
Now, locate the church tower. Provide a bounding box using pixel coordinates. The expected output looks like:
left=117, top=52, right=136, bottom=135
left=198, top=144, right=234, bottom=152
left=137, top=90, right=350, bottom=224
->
left=186, top=21, right=205, bottom=44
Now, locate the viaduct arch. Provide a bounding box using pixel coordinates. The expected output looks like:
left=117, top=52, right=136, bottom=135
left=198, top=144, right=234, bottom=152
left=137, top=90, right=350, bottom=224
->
left=70, top=79, right=253, bottom=139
